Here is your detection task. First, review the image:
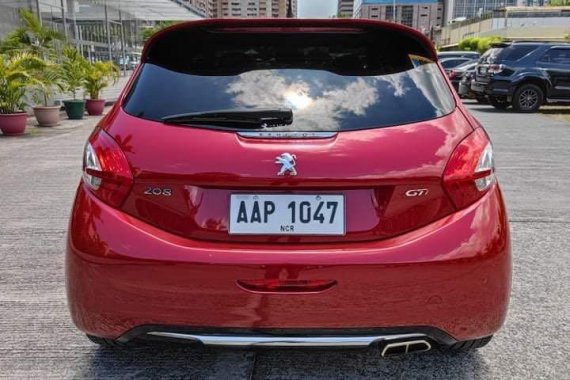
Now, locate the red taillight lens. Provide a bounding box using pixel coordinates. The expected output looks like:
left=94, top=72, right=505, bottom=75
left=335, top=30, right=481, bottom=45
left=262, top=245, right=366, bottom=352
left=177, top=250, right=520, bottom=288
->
left=448, top=70, right=459, bottom=79
left=83, top=128, right=133, bottom=208
left=443, top=128, right=495, bottom=210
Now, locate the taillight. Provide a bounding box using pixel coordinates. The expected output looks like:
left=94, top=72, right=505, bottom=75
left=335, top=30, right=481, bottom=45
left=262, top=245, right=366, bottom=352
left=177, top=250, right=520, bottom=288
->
left=83, top=128, right=133, bottom=208
left=448, top=70, right=459, bottom=79
left=488, top=64, right=505, bottom=74
left=443, top=128, right=495, bottom=209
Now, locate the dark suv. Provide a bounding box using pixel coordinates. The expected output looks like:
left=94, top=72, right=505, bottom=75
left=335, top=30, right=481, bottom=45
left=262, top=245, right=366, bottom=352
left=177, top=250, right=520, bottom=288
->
left=471, top=42, right=570, bottom=112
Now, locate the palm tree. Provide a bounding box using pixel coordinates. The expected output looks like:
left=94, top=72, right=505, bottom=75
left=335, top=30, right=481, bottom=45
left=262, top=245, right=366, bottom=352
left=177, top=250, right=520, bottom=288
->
left=0, top=52, right=45, bottom=114
left=60, top=45, right=88, bottom=100
left=83, top=61, right=120, bottom=100
left=0, top=9, right=64, bottom=58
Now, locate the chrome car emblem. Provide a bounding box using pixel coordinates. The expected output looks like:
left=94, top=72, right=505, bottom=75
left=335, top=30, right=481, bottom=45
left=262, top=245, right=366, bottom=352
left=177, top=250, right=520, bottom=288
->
left=275, top=153, right=297, bottom=176
left=405, top=189, right=429, bottom=197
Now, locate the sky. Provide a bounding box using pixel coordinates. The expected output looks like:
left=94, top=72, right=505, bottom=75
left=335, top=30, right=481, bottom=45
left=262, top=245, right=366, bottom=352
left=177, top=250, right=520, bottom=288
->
left=298, top=0, right=338, bottom=18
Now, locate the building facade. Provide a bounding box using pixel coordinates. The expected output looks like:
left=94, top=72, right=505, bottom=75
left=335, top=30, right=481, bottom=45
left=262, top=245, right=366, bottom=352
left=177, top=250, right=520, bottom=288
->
left=354, top=0, right=443, bottom=35
left=184, top=0, right=216, bottom=17
left=1, top=0, right=203, bottom=61
left=337, top=0, right=354, bottom=18
left=210, top=0, right=296, bottom=18
left=443, top=0, right=519, bottom=24
left=438, top=6, right=570, bottom=47
left=272, top=0, right=298, bottom=17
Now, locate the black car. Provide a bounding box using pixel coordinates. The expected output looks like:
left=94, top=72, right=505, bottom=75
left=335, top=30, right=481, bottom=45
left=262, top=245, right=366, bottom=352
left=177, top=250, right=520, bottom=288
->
left=471, top=42, right=570, bottom=112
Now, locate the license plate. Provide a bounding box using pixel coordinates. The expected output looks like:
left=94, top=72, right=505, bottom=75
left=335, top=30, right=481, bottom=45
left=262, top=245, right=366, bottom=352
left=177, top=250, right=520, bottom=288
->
left=229, top=194, right=345, bottom=235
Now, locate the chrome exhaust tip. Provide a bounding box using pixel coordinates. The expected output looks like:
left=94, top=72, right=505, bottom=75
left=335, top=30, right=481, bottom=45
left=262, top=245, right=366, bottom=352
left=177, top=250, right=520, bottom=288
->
left=381, top=340, right=432, bottom=357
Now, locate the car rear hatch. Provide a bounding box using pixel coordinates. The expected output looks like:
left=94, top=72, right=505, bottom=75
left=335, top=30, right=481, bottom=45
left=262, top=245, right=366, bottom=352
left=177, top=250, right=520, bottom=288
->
left=102, top=19, right=474, bottom=244
left=476, top=43, right=539, bottom=82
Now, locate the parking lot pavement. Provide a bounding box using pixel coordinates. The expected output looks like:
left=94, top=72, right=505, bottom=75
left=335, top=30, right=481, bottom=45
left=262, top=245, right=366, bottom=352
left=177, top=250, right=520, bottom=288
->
left=0, top=101, right=569, bottom=379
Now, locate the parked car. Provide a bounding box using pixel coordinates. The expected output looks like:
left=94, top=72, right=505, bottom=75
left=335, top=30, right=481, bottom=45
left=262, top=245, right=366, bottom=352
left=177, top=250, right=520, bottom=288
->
left=471, top=42, right=570, bottom=112
left=440, top=57, right=474, bottom=71
left=437, top=51, right=481, bottom=60
left=67, top=19, right=511, bottom=354
left=459, top=71, right=488, bottom=103
left=447, top=60, right=478, bottom=91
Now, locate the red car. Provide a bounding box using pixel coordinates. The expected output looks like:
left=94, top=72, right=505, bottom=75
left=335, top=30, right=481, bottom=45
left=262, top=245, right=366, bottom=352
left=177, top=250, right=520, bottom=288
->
left=67, top=19, right=511, bottom=356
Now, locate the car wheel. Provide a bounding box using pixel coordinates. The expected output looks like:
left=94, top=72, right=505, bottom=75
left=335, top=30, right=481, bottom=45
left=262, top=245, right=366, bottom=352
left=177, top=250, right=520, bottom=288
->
left=512, top=84, right=544, bottom=113
left=86, top=334, right=129, bottom=348
left=489, top=96, right=510, bottom=110
left=440, top=336, right=493, bottom=352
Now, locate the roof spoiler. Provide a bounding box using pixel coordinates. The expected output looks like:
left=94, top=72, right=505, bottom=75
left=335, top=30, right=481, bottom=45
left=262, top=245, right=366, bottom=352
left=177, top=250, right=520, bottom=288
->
left=141, top=18, right=438, bottom=63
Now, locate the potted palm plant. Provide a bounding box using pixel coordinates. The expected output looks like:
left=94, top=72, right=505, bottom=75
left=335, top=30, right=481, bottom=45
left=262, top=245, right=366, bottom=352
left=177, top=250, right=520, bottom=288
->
left=83, top=61, right=119, bottom=116
left=0, top=53, right=44, bottom=136
left=31, top=61, right=63, bottom=127
left=61, top=46, right=88, bottom=120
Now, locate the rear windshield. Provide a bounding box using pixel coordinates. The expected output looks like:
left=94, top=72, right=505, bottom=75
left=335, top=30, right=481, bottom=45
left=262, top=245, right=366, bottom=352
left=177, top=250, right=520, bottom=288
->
left=482, top=45, right=538, bottom=64
left=124, top=29, right=455, bottom=132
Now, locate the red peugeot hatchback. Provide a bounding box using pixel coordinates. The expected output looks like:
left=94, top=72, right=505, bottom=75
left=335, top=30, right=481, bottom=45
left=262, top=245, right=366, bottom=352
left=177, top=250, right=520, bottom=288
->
left=67, top=19, right=511, bottom=355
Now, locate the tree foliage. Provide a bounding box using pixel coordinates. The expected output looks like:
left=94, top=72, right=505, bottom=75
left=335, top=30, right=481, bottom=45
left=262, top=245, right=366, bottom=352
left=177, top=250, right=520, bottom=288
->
left=83, top=61, right=120, bottom=99
left=60, top=46, right=89, bottom=100
left=0, top=9, right=64, bottom=58
left=458, top=36, right=503, bottom=54
left=141, top=21, right=181, bottom=43
left=0, top=53, right=45, bottom=113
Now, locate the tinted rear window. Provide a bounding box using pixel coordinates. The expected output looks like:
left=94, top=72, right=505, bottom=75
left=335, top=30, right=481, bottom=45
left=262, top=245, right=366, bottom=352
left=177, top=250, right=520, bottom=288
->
left=125, top=28, right=455, bottom=132
left=483, top=45, right=539, bottom=63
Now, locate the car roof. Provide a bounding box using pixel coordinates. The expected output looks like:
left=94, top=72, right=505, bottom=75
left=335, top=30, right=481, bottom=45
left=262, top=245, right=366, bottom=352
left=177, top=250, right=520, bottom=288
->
left=440, top=57, right=471, bottom=62
left=492, top=41, right=569, bottom=48
left=438, top=50, right=479, bottom=55
left=142, top=18, right=438, bottom=62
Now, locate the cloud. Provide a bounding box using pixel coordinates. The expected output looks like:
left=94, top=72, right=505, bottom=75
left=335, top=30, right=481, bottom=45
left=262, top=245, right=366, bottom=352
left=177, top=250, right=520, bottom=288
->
left=226, top=71, right=379, bottom=130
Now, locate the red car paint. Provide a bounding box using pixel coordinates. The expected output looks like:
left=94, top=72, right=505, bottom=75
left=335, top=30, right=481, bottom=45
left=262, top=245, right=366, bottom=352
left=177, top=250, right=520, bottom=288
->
left=66, top=18, right=511, bottom=345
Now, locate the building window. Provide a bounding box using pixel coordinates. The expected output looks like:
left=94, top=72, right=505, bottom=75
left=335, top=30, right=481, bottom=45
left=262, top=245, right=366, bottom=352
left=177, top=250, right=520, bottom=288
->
left=401, top=6, right=414, bottom=27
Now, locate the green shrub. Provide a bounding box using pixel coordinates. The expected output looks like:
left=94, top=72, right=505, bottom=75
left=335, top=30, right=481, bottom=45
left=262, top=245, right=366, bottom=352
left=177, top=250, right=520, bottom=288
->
left=83, top=61, right=120, bottom=100
left=0, top=53, right=45, bottom=113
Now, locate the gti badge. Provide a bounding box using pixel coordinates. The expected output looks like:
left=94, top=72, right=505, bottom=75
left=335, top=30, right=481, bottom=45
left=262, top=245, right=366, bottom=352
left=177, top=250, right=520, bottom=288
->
left=405, top=188, right=429, bottom=197
left=275, top=153, right=297, bottom=176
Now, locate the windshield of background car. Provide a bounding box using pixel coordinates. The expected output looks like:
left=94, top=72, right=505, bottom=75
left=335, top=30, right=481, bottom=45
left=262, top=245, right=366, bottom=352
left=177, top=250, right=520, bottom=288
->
left=124, top=27, right=456, bottom=132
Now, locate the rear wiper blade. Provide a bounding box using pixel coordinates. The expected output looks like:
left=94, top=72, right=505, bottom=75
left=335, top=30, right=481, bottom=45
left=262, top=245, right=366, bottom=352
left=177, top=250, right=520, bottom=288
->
left=162, top=108, right=293, bottom=128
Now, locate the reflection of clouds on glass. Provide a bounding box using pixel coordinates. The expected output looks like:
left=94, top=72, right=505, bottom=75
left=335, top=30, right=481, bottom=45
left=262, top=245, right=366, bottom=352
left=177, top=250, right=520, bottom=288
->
left=227, top=71, right=291, bottom=108
left=284, top=90, right=313, bottom=110
left=377, top=73, right=408, bottom=97
left=224, top=64, right=454, bottom=131
left=407, top=64, right=455, bottom=117
left=227, top=71, right=378, bottom=130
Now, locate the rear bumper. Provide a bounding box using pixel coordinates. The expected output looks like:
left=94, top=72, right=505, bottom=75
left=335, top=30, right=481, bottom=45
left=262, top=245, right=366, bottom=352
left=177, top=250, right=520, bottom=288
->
left=471, top=79, right=514, bottom=98
left=66, top=183, right=511, bottom=343
left=121, top=325, right=449, bottom=347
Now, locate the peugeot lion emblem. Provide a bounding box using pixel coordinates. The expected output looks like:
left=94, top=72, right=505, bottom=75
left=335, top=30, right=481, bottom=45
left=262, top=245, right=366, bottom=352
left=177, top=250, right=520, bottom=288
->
left=275, top=153, right=297, bottom=176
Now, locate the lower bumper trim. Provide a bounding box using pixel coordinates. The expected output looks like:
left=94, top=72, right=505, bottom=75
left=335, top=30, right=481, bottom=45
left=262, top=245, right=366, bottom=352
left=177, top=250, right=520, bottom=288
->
left=146, top=331, right=426, bottom=347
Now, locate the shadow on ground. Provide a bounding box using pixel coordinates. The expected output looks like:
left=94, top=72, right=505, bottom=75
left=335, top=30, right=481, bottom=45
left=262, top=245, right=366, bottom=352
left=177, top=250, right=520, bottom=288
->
left=78, top=343, right=490, bottom=379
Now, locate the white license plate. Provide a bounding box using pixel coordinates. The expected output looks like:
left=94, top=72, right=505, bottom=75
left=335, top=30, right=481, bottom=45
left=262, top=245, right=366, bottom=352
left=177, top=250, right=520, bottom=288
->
left=229, top=194, right=345, bottom=235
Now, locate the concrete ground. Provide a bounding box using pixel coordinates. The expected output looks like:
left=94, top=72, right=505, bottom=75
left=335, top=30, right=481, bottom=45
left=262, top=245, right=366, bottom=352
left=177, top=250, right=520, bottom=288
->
left=0, top=101, right=568, bottom=379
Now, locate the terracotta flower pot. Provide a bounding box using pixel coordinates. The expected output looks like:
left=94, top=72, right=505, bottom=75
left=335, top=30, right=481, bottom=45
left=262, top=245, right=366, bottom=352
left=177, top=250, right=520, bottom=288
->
left=63, top=100, right=86, bottom=120
left=86, top=99, right=106, bottom=116
left=33, top=105, right=61, bottom=127
left=0, top=112, right=27, bottom=136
